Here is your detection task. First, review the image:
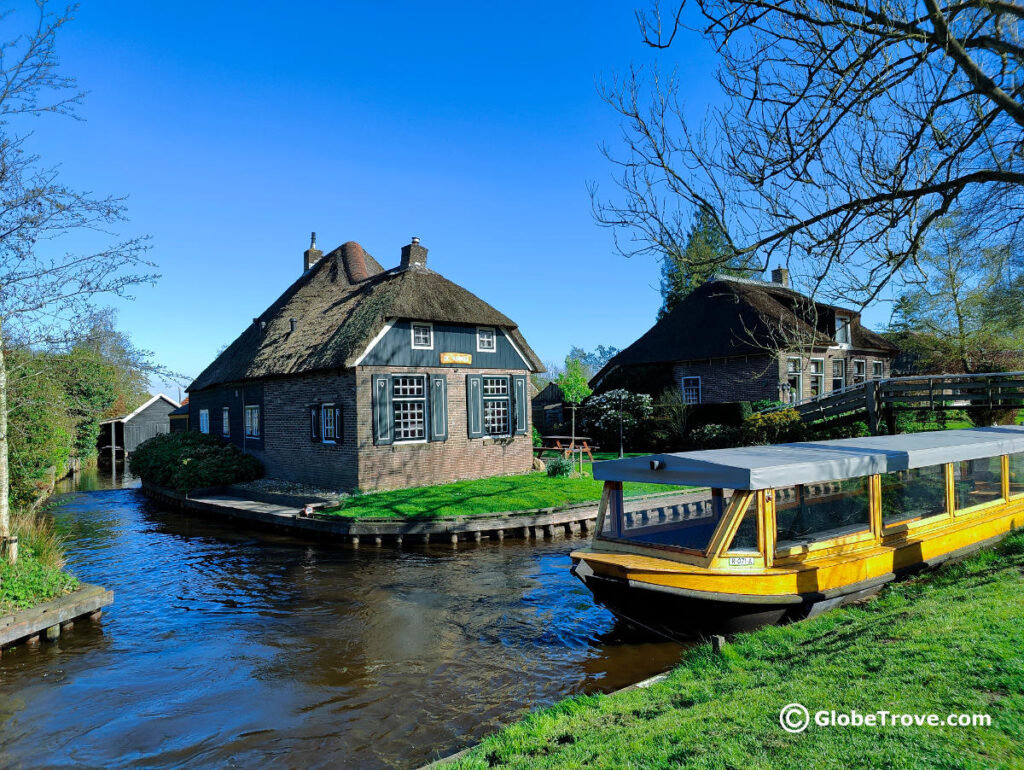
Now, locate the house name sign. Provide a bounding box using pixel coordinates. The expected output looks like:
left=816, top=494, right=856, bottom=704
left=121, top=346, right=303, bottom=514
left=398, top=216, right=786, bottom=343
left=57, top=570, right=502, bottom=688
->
left=440, top=352, right=473, bottom=365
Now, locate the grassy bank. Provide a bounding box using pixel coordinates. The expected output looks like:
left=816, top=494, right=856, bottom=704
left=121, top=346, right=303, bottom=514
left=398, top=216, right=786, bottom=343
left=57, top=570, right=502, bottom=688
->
left=449, top=531, right=1024, bottom=769
left=0, top=508, right=78, bottom=614
left=324, top=470, right=686, bottom=519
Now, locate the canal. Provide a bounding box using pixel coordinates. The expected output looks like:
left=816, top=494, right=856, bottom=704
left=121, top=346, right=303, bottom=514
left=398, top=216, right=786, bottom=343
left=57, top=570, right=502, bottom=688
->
left=0, top=468, right=683, bottom=768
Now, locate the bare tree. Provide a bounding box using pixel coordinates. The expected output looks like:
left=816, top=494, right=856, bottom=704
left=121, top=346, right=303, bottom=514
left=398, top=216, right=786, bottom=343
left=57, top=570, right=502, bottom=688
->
left=594, top=0, right=1024, bottom=307
left=0, top=3, right=156, bottom=561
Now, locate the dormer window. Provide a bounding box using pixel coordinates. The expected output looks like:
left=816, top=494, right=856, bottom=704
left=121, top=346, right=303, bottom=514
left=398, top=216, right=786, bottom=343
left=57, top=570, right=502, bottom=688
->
left=411, top=322, right=433, bottom=350
left=835, top=315, right=851, bottom=345
left=477, top=326, right=496, bottom=352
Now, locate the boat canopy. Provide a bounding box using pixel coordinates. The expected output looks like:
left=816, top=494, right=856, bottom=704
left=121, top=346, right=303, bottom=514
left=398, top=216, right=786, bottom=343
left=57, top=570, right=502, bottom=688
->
left=594, top=426, right=1024, bottom=490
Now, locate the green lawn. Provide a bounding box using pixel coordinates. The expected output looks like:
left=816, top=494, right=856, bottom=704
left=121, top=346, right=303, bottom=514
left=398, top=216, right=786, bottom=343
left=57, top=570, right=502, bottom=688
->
left=322, top=468, right=686, bottom=519
left=447, top=531, right=1024, bottom=769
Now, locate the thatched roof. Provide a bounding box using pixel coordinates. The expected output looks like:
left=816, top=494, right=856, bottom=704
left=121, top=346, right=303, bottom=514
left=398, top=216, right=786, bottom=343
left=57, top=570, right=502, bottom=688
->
left=189, top=242, right=542, bottom=391
left=597, top=276, right=897, bottom=377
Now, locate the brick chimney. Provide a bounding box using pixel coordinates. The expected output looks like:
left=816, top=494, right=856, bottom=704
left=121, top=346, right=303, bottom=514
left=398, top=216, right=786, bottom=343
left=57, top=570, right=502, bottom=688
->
left=303, top=231, right=323, bottom=272
left=400, top=236, right=428, bottom=269
left=771, top=266, right=790, bottom=288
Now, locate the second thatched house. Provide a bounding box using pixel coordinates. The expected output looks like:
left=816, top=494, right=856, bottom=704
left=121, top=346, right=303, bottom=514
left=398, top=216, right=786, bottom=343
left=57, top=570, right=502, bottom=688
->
left=187, top=236, right=543, bottom=491
left=591, top=270, right=897, bottom=406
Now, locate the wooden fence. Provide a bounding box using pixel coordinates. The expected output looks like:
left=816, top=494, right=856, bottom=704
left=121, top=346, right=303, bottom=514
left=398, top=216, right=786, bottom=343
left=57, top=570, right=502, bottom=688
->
left=767, top=372, right=1024, bottom=434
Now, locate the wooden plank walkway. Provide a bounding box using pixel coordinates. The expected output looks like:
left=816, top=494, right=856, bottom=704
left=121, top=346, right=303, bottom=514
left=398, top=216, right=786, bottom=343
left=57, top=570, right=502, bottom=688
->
left=1, top=583, right=113, bottom=651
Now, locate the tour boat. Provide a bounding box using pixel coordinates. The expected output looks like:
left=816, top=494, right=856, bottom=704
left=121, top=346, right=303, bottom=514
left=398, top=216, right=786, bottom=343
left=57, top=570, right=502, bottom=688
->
left=571, top=426, right=1024, bottom=636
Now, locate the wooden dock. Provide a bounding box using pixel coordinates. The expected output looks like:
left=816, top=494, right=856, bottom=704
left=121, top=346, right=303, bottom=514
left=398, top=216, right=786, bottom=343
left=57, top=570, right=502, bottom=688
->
left=1, top=583, right=114, bottom=652
left=142, top=482, right=704, bottom=547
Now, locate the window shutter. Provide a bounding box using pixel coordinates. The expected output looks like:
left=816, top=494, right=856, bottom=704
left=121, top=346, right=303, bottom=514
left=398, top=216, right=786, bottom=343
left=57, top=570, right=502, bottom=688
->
left=512, top=375, right=528, bottom=435
left=430, top=374, right=448, bottom=441
left=310, top=405, right=320, bottom=442
left=334, top=405, right=344, bottom=443
left=372, top=374, right=393, bottom=445
left=466, top=374, right=484, bottom=438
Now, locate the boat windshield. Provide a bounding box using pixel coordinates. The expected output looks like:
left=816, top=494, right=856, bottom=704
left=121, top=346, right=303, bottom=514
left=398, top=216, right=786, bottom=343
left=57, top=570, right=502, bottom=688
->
left=599, top=484, right=731, bottom=553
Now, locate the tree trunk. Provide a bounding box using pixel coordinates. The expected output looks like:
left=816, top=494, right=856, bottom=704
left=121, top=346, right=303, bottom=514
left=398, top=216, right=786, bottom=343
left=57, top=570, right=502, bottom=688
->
left=0, top=317, right=12, bottom=562
left=571, top=406, right=578, bottom=474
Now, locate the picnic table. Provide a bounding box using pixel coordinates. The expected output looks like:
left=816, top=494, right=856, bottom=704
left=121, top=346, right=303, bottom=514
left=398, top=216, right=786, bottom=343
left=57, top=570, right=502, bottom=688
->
left=533, top=435, right=600, bottom=462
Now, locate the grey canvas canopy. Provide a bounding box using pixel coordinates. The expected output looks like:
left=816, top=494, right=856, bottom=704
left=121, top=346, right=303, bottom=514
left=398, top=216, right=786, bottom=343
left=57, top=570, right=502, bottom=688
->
left=594, top=426, right=1024, bottom=490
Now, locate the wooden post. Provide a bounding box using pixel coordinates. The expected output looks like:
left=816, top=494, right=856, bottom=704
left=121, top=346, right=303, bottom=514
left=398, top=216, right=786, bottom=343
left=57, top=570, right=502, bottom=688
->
left=110, top=421, right=116, bottom=482
left=865, top=381, right=879, bottom=435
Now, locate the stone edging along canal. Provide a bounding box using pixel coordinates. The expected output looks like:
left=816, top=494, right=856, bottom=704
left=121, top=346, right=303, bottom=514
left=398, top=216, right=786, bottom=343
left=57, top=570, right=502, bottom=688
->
left=1, top=583, right=114, bottom=653
left=141, top=482, right=700, bottom=546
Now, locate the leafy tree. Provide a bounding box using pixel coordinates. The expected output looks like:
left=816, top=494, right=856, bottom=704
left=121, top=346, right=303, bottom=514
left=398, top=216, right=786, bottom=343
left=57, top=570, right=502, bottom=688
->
left=659, top=207, right=755, bottom=318
left=890, top=215, right=1024, bottom=373
left=566, top=345, right=621, bottom=378
left=0, top=4, right=156, bottom=560
left=594, top=0, right=1024, bottom=308
left=556, top=357, right=593, bottom=472
left=579, top=389, right=654, bottom=453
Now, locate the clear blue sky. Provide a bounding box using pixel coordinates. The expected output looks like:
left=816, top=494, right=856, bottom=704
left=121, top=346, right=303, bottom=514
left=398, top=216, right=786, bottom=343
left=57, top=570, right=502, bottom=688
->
left=19, top=2, right=888, bottom=394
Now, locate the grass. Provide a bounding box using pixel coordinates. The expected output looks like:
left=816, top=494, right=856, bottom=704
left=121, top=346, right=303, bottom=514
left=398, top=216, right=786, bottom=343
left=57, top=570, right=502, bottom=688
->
left=447, top=530, right=1024, bottom=769
left=323, top=467, right=687, bottom=519
left=0, top=507, right=78, bottom=614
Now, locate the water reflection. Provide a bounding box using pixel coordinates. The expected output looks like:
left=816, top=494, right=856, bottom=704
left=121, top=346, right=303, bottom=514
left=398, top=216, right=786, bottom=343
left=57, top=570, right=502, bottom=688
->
left=1, top=469, right=683, bottom=769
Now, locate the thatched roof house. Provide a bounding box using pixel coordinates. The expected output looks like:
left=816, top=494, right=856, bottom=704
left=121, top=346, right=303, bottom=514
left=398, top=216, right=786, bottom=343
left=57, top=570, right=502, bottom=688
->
left=592, top=270, right=897, bottom=406
left=187, top=236, right=542, bottom=491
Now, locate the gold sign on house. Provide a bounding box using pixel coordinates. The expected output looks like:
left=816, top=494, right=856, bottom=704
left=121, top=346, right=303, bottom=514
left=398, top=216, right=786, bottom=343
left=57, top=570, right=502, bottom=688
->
left=440, top=352, right=472, bottom=365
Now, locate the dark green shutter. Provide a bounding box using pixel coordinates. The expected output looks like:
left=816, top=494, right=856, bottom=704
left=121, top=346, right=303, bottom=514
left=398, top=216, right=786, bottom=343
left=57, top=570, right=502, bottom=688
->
left=430, top=374, right=448, bottom=441
left=466, top=374, right=484, bottom=438
left=310, top=405, right=320, bottom=442
left=512, top=375, right=528, bottom=435
left=372, top=374, right=393, bottom=445
left=334, top=405, right=344, bottom=443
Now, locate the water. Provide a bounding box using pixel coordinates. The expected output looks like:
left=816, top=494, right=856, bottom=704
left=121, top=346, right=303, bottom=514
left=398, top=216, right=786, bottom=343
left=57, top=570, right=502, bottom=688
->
left=0, top=468, right=683, bottom=768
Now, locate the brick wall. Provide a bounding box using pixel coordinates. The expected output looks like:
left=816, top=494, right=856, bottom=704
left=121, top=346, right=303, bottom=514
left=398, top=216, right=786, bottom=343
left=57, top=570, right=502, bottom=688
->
left=355, top=365, right=533, bottom=492
left=672, top=357, right=779, bottom=404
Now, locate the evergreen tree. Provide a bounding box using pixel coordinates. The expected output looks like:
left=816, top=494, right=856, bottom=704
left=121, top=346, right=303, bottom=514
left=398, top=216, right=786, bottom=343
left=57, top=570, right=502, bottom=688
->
left=658, top=207, right=752, bottom=318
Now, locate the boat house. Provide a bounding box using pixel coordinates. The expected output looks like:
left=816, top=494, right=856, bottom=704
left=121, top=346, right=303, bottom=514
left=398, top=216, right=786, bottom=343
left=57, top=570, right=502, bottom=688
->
left=591, top=270, right=898, bottom=406
left=99, top=394, right=180, bottom=459
left=186, top=236, right=543, bottom=491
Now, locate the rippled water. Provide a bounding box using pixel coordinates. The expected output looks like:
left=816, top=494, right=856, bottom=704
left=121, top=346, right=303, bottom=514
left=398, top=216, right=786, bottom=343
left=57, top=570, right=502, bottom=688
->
left=0, top=468, right=683, bottom=768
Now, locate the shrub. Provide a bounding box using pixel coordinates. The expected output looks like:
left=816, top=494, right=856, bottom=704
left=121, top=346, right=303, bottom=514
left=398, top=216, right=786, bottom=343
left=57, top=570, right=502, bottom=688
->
left=687, top=423, right=743, bottom=450
left=810, top=419, right=871, bottom=440
left=532, top=426, right=543, bottom=447
left=741, top=409, right=806, bottom=445
left=129, top=432, right=263, bottom=493
left=579, top=389, right=655, bottom=452
left=966, top=407, right=1019, bottom=427
left=546, top=456, right=573, bottom=477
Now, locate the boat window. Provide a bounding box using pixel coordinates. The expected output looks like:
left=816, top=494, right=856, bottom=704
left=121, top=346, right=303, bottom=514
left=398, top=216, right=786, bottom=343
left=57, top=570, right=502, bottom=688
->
left=954, top=456, right=1003, bottom=511
left=600, top=484, right=731, bottom=553
left=881, top=465, right=947, bottom=527
left=775, top=478, right=870, bottom=549
left=726, top=495, right=759, bottom=553
left=1009, top=453, right=1024, bottom=498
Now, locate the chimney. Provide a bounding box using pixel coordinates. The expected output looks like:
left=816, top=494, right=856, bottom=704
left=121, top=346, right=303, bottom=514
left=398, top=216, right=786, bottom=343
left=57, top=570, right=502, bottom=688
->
left=400, top=236, right=428, bottom=269
left=340, top=241, right=369, bottom=282
left=303, top=231, right=323, bottom=272
left=771, top=266, right=790, bottom=288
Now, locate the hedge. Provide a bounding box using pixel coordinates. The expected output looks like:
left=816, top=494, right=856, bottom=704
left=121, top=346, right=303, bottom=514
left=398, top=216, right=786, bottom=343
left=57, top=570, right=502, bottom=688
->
left=129, top=432, right=263, bottom=493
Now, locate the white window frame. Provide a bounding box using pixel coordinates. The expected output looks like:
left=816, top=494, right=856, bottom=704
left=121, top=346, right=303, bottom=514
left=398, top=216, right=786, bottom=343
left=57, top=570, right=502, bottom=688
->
left=785, top=357, right=803, bottom=404
left=393, top=375, right=428, bottom=443
left=476, top=326, right=497, bottom=353
left=832, top=359, right=846, bottom=391
left=321, top=402, right=337, bottom=443
left=244, top=405, right=260, bottom=438
left=482, top=376, right=512, bottom=437
left=872, top=361, right=884, bottom=379
left=809, top=358, right=825, bottom=397
left=852, top=359, right=867, bottom=385
left=835, top=315, right=852, bottom=345
left=682, top=376, right=701, bottom=405
left=410, top=322, right=434, bottom=350
left=199, top=409, right=210, bottom=434
left=222, top=406, right=230, bottom=436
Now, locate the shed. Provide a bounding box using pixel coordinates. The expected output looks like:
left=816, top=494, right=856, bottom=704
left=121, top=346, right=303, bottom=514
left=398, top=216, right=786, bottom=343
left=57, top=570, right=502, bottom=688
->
left=99, top=394, right=180, bottom=457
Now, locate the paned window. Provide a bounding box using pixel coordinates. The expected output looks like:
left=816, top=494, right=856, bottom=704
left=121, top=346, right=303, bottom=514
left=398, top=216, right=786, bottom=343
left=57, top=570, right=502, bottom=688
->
left=199, top=409, right=209, bottom=434
left=786, top=357, right=802, bottom=404
left=483, top=376, right=511, bottom=436
left=835, top=315, right=851, bottom=344
left=809, top=359, right=825, bottom=397
left=222, top=407, right=230, bottom=436
left=477, top=327, right=496, bottom=352
left=852, top=359, right=866, bottom=385
left=411, top=323, right=433, bottom=349
left=682, top=376, right=701, bottom=405
left=322, top=403, right=338, bottom=441
left=244, top=405, right=260, bottom=438
left=872, top=361, right=883, bottom=379
left=832, top=359, right=845, bottom=391
left=393, top=376, right=427, bottom=441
